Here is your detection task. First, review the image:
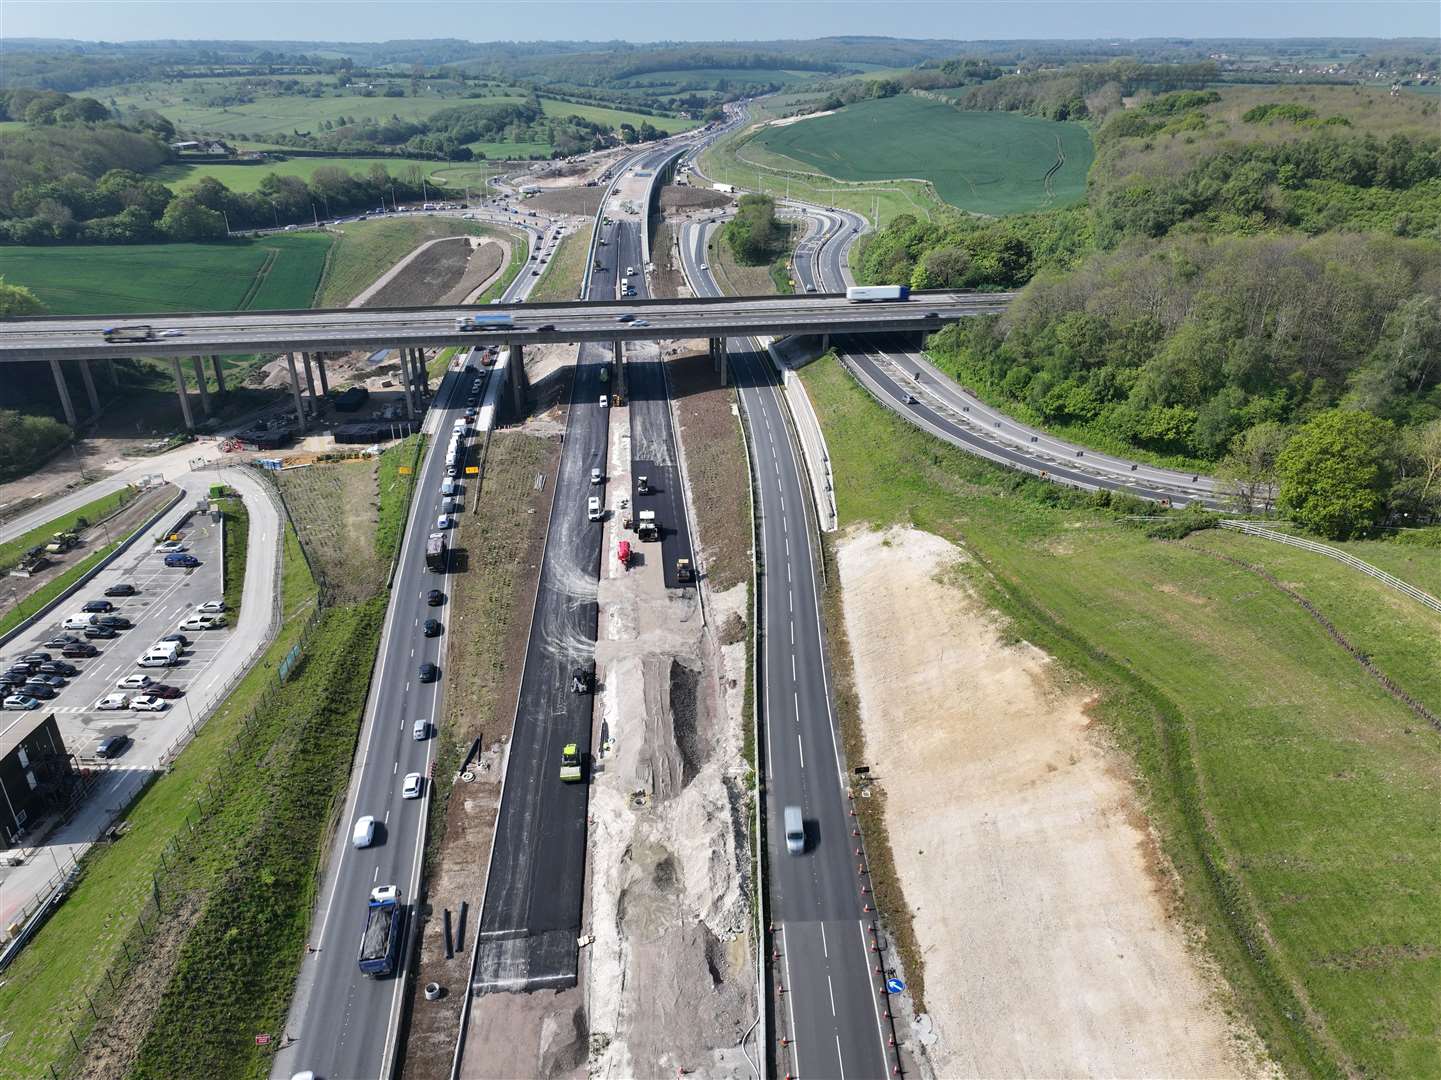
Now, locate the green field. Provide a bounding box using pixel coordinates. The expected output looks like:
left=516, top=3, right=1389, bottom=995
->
left=157, top=154, right=438, bottom=193
left=802, top=354, right=1441, bottom=1078
left=3, top=235, right=331, bottom=314
left=315, top=216, right=513, bottom=307
left=527, top=226, right=590, bottom=302
left=537, top=95, right=699, bottom=135
left=752, top=95, right=1094, bottom=216
left=614, top=67, right=819, bottom=89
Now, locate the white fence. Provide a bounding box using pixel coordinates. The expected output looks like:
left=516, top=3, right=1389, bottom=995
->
left=1219, top=520, right=1441, bottom=614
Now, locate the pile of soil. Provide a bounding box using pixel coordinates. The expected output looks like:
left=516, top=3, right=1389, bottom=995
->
left=367, top=238, right=504, bottom=307
left=661, top=187, right=732, bottom=212
left=523, top=187, right=606, bottom=217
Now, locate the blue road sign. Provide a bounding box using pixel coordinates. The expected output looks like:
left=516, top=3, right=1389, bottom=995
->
left=886, top=978, right=905, bottom=994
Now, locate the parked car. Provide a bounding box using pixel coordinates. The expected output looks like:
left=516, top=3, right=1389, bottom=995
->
left=402, top=773, right=424, bottom=799
left=164, top=553, right=200, bottom=568
left=196, top=600, right=226, bottom=613
left=84, top=625, right=117, bottom=639
left=82, top=599, right=114, bottom=613
left=22, top=684, right=55, bottom=700
left=96, top=694, right=129, bottom=710
left=95, top=733, right=131, bottom=757
left=43, top=633, right=80, bottom=648
left=104, top=583, right=137, bottom=597
left=156, top=541, right=188, bottom=554
left=148, top=684, right=183, bottom=699
left=63, top=642, right=99, bottom=658
left=131, top=695, right=167, bottom=712
left=20, top=652, right=51, bottom=664
left=97, top=615, right=132, bottom=629
left=419, top=662, right=439, bottom=683
left=39, top=661, right=78, bottom=677
left=160, top=633, right=190, bottom=648
left=3, top=695, right=40, bottom=710
left=26, top=674, right=65, bottom=689
left=179, top=616, right=219, bottom=631
left=117, top=674, right=153, bottom=691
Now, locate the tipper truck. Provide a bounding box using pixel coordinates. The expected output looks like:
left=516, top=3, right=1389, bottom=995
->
left=425, top=532, right=449, bottom=572
left=358, top=885, right=404, bottom=976
left=636, top=510, right=658, bottom=542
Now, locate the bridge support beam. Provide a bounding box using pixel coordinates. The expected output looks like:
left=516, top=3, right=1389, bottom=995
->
left=168, top=356, right=195, bottom=432
left=414, top=348, right=429, bottom=398
left=301, top=351, right=318, bottom=403
left=398, top=350, right=415, bottom=420
left=211, top=355, right=226, bottom=395
left=191, top=356, right=212, bottom=416
left=284, top=351, right=307, bottom=429
left=508, top=342, right=527, bottom=416
left=709, top=337, right=729, bottom=386
left=50, top=358, right=78, bottom=428
left=78, top=359, right=100, bottom=417
left=315, top=355, right=329, bottom=396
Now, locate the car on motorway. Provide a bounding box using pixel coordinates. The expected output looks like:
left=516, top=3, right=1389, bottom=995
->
left=164, top=553, right=200, bottom=568
left=413, top=720, right=429, bottom=741
left=196, top=600, right=226, bottom=613
left=159, top=328, right=185, bottom=338
left=423, top=618, right=442, bottom=637
left=44, top=633, right=81, bottom=649
left=3, top=694, right=39, bottom=710
left=131, top=695, right=167, bottom=712
left=419, top=662, right=439, bottom=683
left=117, top=673, right=153, bottom=691
left=615, top=313, right=634, bottom=323
left=156, top=541, right=188, bottom=554
left=82, top=599, right=115, bottom=613
left=427, top=589, right=444, bottom=606
left=63, top=642, right=99, bottom=658
left=536, top=323, right=556, bottom=332
left=804, top=284, right=816, bottom=293
left=784, top=805, right=805, bottom=854
left=401, top=773, right=424, bottom=799
left=698, top=262, right=708, bottom=270
left=352, top=815, right=377, bottom=848
left=104, top=583, right=137, bottom=597
left=587, top=496, right=603, bottom=522
left=464, top=407, right=478, bottom=419
left=435, top=514, right=453, bottom=530
left=96, top=694, right=130, bottom=710
left=590, top=467, right=603, bottom=485
left=632, top=319, right=649, bottom=327
left=39, top=661, right=78, bottom=677
left=95, top=733, right=131, bottom=757
left=149, top=683, right=184, bottom=699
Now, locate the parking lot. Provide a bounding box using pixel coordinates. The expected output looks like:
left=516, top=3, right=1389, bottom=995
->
left=2, top=504, right=228, bottom=764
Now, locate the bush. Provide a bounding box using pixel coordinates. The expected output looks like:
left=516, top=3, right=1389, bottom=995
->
left=0, top=408, right=71, bottom=480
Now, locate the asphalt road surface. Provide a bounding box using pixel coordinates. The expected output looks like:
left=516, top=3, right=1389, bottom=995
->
left=679, top=219, right=894, bottom=1078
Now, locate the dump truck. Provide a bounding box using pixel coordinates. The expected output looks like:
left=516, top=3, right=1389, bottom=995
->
left=560, top=743, right=583, bottom=783
left=636, top=475, right=650, bottom=496
left=636, top=510, right=658, bottom=542
left=425, top=532, right=448, bottom=572
left=358, top=885, right=404, bottom=976
left=12, top=547, right=49, bottom=576
left=675, top=558, right=694, bottom=584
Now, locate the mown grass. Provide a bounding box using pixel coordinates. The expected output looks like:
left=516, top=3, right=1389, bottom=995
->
left=0, top=485, right=136, bottom=571
left=129, top=594, right=385, bottom=1080
left=3, top=236, right=331, bottom=315
left=315, top=217, right=503, bottom=307
left=0, top=525, right=315, bottom=1080
left=376, top=434, right=425, bottom=561
left=474, top=231, right=528, bottom=304
left=160, top=155, right=440, bottom=194
left=800, top=353, right=1441, bottom=1079
left=527, top=227, right=590, bottom=303
left=217, top=495, right=249, bottom=615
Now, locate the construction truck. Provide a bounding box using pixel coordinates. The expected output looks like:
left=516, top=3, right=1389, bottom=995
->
left=675, top=558, right=694, bottom=584
left=425, top=532, right=448, bottom=572
left=571, top=667, right=594, bottom=694
left=13, top=548, right=49, bottom=576
left=560, top=743, right=584, bottom=783
left=44, top=531, right=79, bottom=555
left=636, top=510, right=658, bottom=542
left=357, top=885, right=404, bottom=976
left=636, top=475, right=650, bottom=496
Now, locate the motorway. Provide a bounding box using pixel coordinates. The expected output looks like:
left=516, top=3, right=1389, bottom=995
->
left=272, top=220, right=546, bottom=1078
left=679, top=217, right=894, bottom=1078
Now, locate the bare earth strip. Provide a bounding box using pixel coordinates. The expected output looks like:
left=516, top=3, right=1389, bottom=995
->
left=835, top=525, right=1275, bottom=1079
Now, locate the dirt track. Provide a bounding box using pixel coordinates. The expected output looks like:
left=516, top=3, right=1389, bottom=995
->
left=835, top=525, right=1276, bottom=1079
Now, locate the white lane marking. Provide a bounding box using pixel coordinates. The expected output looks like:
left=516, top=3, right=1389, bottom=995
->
left=828, top=975, right=837, bottom=1016
left=393, top=761, right=398, bottom=774
left=820, top=923, right=829, bottom=957
left=835, top=1034, right=847, bottom=1080
left=797, top=732, right=805, bottom=769
left=373, top=866, right=379, bottom=882
left=791, top=654, right=797, bottom=680
left=861, top=919, right=890, bottom=1070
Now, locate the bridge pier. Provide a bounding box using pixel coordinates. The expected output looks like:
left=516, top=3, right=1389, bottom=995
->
left=415, top=348, right=429, bottom=398
left=284, top=351, right=307, bottom=429
left=315, top=355, right=329, bottom=396
left=710, top=337, right=729, bottom=386
left=301, top=351, right=318, bottom=403
left=211, top=355, right=225, bottom=394
left=398, top=350, right=415, bottom=420
left=169, top=356, right=195, bottom=431
left=508, top=342, right=527, bottom=416
left=818, top=332, right=830, bottom=353
left=191, top=356, right=212, bottom=416
left=78, top=359, right=100, bottom=418
left=50, top=358, right=78, bottom=428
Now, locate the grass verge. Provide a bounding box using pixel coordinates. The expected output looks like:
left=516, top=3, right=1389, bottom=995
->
left=473, top=229, right=528, bottom=305
left=0, top=486, right=137, bottom=572
left=527, top=227, right=590, bottom=303
left=800, top=352, right=1441, bottom=1079
left=376, top=435, right=425, bottom=562
left=316, top=217, right=505, bottom=308
left=0, top=543, right=117, bottom=639
left=217, top=495, right=249, bottom=615
left=0, top=525, right=315, bottom=1080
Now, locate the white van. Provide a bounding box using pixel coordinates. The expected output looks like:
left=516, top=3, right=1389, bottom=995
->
left=138, top=653, right=175, bottom=668
left=352, top=816, right=376, bottom=848
left=62, top=612, right=99, bottom=630
left=413, top=720, right=429, bottom=741
left=147, top=640, right=182, bottom=661
left=784, top=805, right=805, bottom=855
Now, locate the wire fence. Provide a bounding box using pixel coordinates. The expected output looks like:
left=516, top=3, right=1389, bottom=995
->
left=1218, top=520, right=1441, bottom=614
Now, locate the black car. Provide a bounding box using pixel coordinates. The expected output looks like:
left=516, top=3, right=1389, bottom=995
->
left=426, top=589, right=444, bottom=607
left=104, top=583, right=137, bottom=597
left=44, top=633, right=80, bottom=649
left=418, top=662, right=439, bottom=683
left=535, top=323, right=556, bottom=332
left=423, top=618, right=442, bottom=637
left=82, top=599, right=114, bottom=613
left=39, top=661, right=78, bottom=677
left=8, top=662, right=40, bottom=677
left=95, top=734, right=131, bottom=759
left=161, top=633, right=190, bottom=647
left=0, top=672, right=26, bottom=688
left=149, top=684, right=184, bottom=699
left=97, top=614, right=132, bottom=629
left=23, top=683, right=56, bottom=700
left=83, top=625, right=117, bottom=639
left=20, top=652, right=51, bottom=664
left=63, top=642, right=99, bottom=658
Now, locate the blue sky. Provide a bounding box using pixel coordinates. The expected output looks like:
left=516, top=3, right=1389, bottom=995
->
left=3, top=1, right=1434, bottom=43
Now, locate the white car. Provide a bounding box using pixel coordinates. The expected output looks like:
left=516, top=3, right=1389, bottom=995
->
left=155, top=540, right=187, bottom=553
left=131, top=695, right=167, bottom=712
left=402, top=773, right=423, bottom=799
left=117, top=674, right=152, bottom=691
left=599, top=394, right=609, bottom=409
left=3, top=695, right=39, bottom=710
left=436, top=514, right=453, bottom=530
left=159, top=328, right=185, bottom=338
left=180, top=614, right=226, bottom=631
left=352, top=815, right=376, bottom=848
left=590, top=467, right=603, bottom=485
left=196, top=600, right=226, bottom=613
left=587, top=496, right=602, bottom=522
left=96, top=693, right=130, bottom=710
left=699, top=262, right=708, bottom=270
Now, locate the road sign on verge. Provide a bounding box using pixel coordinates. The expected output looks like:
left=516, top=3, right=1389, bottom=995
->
left=255, top=1034, right=272, bottom=1045
left=886, top=978, right=905, bottom=994
left=465, top=465, right=480, bottom=474
left=398, top=466, right=412, bottom=475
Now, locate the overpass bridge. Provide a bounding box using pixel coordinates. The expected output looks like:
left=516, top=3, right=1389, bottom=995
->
left=1, top=290, right=1012, bottom=430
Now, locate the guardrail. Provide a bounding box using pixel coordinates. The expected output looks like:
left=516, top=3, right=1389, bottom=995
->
left=1217, top=520, right=1441, bottom=613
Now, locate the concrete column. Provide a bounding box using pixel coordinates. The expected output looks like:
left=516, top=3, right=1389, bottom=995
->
left=105, top=358, right=118, bottom=386
left=284, top=351, right=307, bottom=428
left=414, top=348, right=429, bottom=398
left=49, top=358, right=78, bottom=427
left=509, top=342, right=526, bottom=416
left=191, top=356, right=212, bottom=416
left=315, top=356, right=330, bottom=396
left=210, top=355, right=226, bottom=394
left=168, top=356, right=195, bottom=431
left=819, top=332, right=830, bottom=353
left=78, top=358, right=100, bottom=416
left=715, top=338, right=729, bottom=387
left=398, top=349, right=415, bottom=420
left=301, top=352, right=318, bottom=402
